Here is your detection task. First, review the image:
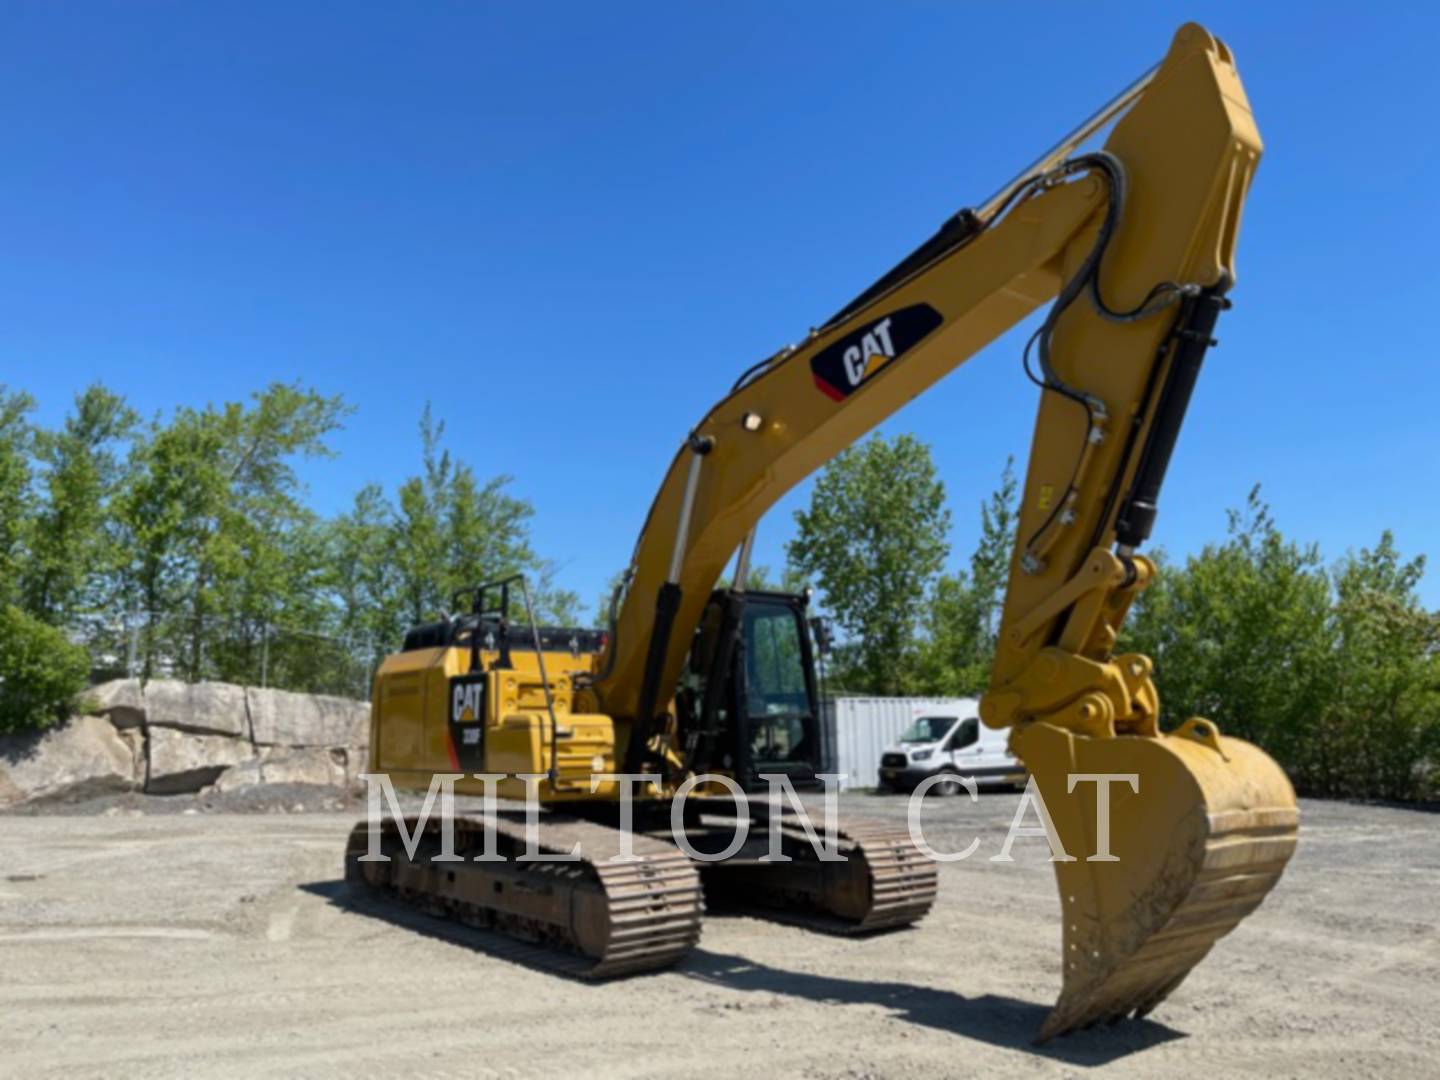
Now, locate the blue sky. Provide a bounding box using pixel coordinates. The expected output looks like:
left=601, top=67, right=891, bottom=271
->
left=4, top=3, right=1438, bottom=614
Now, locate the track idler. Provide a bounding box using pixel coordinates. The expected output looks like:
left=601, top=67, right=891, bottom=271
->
left=1013, top=717, right=1298, bottom=1040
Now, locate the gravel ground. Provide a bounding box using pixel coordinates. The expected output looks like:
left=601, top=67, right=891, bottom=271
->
left=1, top=791, right=1437, bottom=1079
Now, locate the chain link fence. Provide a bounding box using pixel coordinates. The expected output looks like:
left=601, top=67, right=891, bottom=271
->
left=68, top=610, right=379, bottom=700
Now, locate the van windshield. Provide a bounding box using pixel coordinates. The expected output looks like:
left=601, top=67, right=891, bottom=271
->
left=898, top=716, right=952, bottom=744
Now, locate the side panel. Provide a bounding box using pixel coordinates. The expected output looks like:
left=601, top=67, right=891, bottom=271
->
left=371, top=643, right=620, bottom=801
left=373, top=647, right=449, bottom=773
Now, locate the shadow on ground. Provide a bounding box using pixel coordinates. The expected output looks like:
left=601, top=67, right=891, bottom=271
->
left=684, top=947, right=1182, bottom=1065
left=302, top=877, right=1183, bottom=1066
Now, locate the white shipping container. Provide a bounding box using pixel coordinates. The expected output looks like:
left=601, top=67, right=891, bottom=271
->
left=823, top=696, right=979, bottom=790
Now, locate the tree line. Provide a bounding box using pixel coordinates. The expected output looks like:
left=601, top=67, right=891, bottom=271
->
left=785, top=434, right=1440, bottom=802
left=0, top=382, right=578, bottom=731
left=4, top=383, right=1436, bottom=801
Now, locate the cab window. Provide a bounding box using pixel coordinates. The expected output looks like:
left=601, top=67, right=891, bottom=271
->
left=742, top=601, right=813, bottom=768
left=899, top=716, right=952, bottom=744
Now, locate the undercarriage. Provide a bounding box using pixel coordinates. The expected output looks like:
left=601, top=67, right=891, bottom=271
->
left=344, top=799, right=938, bottom=977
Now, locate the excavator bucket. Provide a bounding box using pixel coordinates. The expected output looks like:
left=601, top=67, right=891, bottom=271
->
left=1012, top=716, right=1298, bottom=1041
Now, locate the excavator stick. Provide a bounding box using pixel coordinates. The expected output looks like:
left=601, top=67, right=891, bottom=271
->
left=958, top=23, right=1300, bottom=1038
left=1013, top=719, right=1298, bottom=1041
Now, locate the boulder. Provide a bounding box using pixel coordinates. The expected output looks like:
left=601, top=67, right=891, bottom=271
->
left=212, top=759, right=263, bottom=794
left=146, top=726, right=254, bottom=794
left=247, top=686, right=369, bottom=748
left=85, top=678, right=147, bottom=728
left=212, top=747, right=347, bottom=793
left=0, top=715, right=141, bottom=808
left=144, top=679, right=250, bottom=738
left=259, top=747, right=348, bottom=787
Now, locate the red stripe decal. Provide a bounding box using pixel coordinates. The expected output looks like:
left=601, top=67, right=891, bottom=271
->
left=813, top=374, right=846, bottom=402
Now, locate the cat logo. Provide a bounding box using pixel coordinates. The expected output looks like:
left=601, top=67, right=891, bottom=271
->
left=842, top=317, right=897, bottom=385
left=810, top=303, right=944, bottom=401
left=452, top=680, right=485, bottom=724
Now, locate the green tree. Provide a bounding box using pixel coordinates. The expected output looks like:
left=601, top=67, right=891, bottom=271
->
left=0, top=389, right=35, bottom=605
left=200, top=385, right=349, bottom=686
left=390, top=407, right=568, bottom=625
left=115, top=384, right=348, bottom=681
left=328, top=482, right=404, bottom=656
left=1123, top=487, right=1333, bottom=758
left=1319, top=535, right=1439, bottom=799
left=1123, top=488, right=1440, bottom=801
left=526, top=565, right=583, bottom=626
left=0, top=605, right=89, bottom=734
left=740, top=563, right=811, bottom=595
left=21, top=385, right=138, bottom=623
left=786, top=433, right=950, bottom=695
left=0, top=386, right=94, bottom=727
left=330, top=408, right=580, bottom=658
left=914, top=457, right=1018, bottom=695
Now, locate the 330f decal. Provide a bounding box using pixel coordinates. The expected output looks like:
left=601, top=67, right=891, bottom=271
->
left=446, top=673, right=487, bottom=770
left=810, top=303, right=943, bottom=401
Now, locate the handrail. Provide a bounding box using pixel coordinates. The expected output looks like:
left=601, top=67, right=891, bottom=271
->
left=461, top=571, right=563, bottom=787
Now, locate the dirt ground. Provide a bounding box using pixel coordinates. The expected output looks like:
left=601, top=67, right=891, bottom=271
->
left=2, top=791, right=1437, bottom=1079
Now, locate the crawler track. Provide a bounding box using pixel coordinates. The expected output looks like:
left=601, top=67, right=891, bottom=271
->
left=344, top=812, right=704, bottom=978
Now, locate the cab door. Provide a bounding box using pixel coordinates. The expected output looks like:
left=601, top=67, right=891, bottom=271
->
left=735, top=595, right=822, bottom=789
left=945, top=717, right=982, bottom=775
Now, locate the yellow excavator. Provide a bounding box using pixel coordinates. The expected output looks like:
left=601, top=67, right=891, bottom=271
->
left=348, top=23, right=1298, bottom=1039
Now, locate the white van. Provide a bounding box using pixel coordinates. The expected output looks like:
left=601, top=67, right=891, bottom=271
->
left=877, top=705, right=1024, bottom=794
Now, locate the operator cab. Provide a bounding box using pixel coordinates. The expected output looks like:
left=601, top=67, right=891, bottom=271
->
left=676, top=589, right=828, bottom=790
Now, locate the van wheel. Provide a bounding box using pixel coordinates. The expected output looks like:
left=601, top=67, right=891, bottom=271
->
left=932, top=773, right=963, bottom=797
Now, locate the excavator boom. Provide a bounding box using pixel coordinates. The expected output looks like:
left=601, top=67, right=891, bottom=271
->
left=596, top=24, right=1247, bottom=735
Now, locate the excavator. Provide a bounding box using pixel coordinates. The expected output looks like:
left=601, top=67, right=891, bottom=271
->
left=347, top=23, right=1299, bottom=1039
